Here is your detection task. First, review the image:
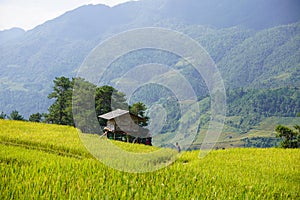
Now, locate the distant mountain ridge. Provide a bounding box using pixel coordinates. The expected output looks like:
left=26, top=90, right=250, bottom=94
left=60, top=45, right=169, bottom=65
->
left=0, top=28, right=25, bottom=44
left=0, top=0, right=300, bottom=118
left=159, top=0, right=300, bottom=29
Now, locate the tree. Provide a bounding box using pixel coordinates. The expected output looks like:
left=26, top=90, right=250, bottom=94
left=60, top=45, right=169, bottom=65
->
left=46, top=77, right=74, bottom=126
left=95, top=85, right=128, bottom=126
left=9, top=110, right=24, bottom=121
left=29, top=113, right=43, bottom=122
left=47, top=76, right=148, bottom=134
left=129, top=102, right=149, bottom=127
left=0, top=111, right=7, bottom=119
left=275, top=125, right=300, bottom=148
left=72, top=77, right=98, bottom=133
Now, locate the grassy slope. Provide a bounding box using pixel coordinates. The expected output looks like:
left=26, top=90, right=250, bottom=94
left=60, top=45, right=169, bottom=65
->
left=1, top=120, right=299, bottom=199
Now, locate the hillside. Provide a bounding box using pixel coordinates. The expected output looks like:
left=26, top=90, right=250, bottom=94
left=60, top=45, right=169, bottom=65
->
left=1, top=22, right=300, bottom=118
left=0, top=28, right=25, bottom=44
left=217, top=23, right=300, bottom=88
left=1, top=0, right=300, bottom=117
left=154, top=87, right=300, bottom=149
left=0, top=120, right=299, bottom=199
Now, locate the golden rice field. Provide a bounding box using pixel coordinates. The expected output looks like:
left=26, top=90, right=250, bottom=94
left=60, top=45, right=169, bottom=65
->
left=0, top=120, right=299, bottom=199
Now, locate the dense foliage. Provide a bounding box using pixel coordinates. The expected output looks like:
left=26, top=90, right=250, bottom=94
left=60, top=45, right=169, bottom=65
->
left=46, top=77, right=74, bottom=125
left=129, top=102, right=149, bottom=127
left=0, top=112, right=6, bottom=119
left=8, top=110, right=24, bottom=121
left=226, top=87, right=300, bottom=132
left=94, top=85, right=128, bottom=127
left=276, top=125, right=300, bottom=148
left=218, top=23, right=300, bottom=88
left=46, top=77, right=149, bottom=133
left=29, top=112, right=44, bottom=122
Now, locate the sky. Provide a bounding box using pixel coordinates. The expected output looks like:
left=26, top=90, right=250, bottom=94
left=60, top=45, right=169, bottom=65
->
left=0, top=0, right=138, bottom=31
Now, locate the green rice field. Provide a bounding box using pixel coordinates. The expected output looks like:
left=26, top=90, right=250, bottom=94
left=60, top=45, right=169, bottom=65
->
left=1, top=120, right=299, bottom=199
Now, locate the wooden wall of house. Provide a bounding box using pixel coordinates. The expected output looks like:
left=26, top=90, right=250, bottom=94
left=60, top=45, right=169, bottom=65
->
left=114, top=114, right=140, bottom=134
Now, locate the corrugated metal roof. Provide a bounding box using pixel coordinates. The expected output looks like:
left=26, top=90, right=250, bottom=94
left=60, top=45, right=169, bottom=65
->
left=98, top=109, right=129, bottom=120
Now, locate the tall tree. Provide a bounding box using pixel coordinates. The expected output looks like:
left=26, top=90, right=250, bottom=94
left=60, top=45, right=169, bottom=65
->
left=95, top=85, right=128, bottom=126
left=9, top=110, right=24, bottom=121
left=129, top=102, right=149, bottom=127
left=72, top=77, right=98, bottom=133
left=47, top=76, right=148, bottom=134
left=275, top=125, right=300, bottom=148
left=29, top=113, right=43, bottom=122
left=0, top=111, right=6, bottom=119
left=46, top=77, right=74, bottom=126
left=72, top=79, right=129, bottom=133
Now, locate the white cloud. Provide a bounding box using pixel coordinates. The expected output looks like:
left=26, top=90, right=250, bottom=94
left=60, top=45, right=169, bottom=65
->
left=0, top=0, right=137, bottom=30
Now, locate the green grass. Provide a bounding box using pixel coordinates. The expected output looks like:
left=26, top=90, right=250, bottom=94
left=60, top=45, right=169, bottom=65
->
left=0, top=120, right=90, bottom=158
left=1, top=120, right=299, bottom=199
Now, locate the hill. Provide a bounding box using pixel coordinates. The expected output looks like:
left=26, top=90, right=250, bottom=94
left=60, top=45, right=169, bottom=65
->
left=0, top=120, right=299, bottom=199
left=159, top=0, right=300, bottom=29
left=154, top=87, right=300, bottom=149
left=1, top=0, right=300, bottom=117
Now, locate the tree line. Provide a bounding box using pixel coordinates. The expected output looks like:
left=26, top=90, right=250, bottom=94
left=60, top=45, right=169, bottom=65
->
left=0, top=76, right=148, bottom=133
left=1, top=76, right=299, bottom=148
left=0, top=110, right=26, bottom=121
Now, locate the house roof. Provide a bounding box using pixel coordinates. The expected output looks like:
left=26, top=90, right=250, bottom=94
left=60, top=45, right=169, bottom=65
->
left=99, top=109, right=150, bottom=137
left=98, top=109, right=129, bottom=120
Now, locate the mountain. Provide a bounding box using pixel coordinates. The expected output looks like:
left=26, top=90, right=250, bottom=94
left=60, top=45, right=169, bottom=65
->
left=216, top=23, right=300, bottom=88
left=0, top=28, right=25, bottom=45
left=159, top=0, right=300, bottom=29
left=0, top=0, right=299, bottom=128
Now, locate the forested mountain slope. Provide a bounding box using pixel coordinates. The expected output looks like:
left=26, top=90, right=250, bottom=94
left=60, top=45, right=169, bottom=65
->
left=0, top=0, right=299, bottom=144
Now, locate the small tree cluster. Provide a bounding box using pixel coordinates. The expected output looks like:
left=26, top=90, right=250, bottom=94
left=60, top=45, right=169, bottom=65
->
left=1, top=77, right=149, bottom=132
left=275, top=125, right=300, bottom=148
left=0, top=111, right=7, bottom=119
left=0, top=110, right=46, bottom=122
left=0, top=110, right=25, bottom=121
left=29, top=113, right=45, bottom=122
left=46, top=77, right=149, bottom=132
left=129, top=102, right=149, bottom=127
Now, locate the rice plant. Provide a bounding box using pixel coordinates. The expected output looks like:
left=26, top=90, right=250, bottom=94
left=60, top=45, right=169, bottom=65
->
left=1, top=120, right=299, bottom=199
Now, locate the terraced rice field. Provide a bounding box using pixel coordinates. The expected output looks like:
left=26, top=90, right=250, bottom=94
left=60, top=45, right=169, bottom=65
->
left=1, top=120, right=299, bottom=199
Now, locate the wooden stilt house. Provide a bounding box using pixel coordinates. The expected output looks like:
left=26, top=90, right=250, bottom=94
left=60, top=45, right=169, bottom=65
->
left=98, top=109, right=152, bottom=145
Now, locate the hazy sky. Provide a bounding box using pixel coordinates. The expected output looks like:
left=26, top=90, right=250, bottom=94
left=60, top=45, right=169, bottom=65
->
left=0, top=0, right=138, bottom=31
